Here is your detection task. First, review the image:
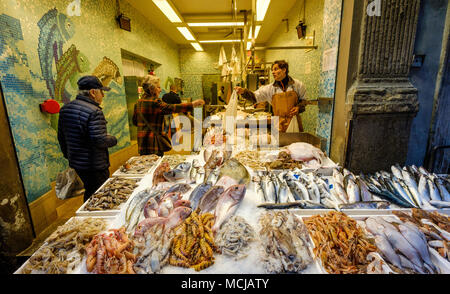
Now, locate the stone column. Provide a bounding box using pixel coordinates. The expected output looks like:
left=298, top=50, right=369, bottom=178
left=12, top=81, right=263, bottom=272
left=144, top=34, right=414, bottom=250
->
left=344, top=0, right=421, bottom=173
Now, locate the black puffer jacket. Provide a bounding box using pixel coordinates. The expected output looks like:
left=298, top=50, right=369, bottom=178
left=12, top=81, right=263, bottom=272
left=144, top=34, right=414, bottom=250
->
left=58, top=95, right=117, bottom=170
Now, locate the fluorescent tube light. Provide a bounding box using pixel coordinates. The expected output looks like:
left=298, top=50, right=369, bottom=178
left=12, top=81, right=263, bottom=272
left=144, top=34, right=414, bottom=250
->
left=188, top=22, right=245, bottom=27
left=248, top=25, right=261, bottom=39
left=256, top=0, right=271, bottom=21
left=247, top=42, right=252, bottom=50
left=152, top=0, right=182, bottom=23
left=199, top=40, right=241, bottom=43
left=177, top=27, right=195, bottom=41
left=191, top=43, right=204, bottom=51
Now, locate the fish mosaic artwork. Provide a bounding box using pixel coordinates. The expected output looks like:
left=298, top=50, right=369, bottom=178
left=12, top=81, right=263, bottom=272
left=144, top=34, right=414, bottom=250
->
left=54, top=44, right=90, bottom=104
left=37, top=9, right=75, bottom=100
left=92, top=56, right=123, bottom=87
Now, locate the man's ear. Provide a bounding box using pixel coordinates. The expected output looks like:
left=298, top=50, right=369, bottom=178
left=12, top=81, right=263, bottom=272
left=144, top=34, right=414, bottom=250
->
left=89, top=89, right=96, bottom=97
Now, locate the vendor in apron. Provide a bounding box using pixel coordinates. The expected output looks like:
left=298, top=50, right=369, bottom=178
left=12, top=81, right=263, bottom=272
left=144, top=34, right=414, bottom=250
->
left=236, top=60, right=307, bottom=132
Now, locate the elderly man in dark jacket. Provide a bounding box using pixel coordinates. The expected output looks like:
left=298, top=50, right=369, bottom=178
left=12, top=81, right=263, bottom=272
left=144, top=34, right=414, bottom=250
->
left=58, top=76, right=117, bottom=202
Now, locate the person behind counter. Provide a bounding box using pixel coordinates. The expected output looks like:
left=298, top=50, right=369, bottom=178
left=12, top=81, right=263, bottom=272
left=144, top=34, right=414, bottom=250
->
left=133, top=75, right=204, bottom=156
left=162, top=84, right=182, bottom=137
left=235, top=60, right=307, bottom=132
left=58, top=75, right=118, bottom=202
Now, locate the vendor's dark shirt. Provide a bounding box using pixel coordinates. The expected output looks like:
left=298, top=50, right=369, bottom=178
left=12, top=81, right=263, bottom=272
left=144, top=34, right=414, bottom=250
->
left=162, top=91, right=181, bottom=104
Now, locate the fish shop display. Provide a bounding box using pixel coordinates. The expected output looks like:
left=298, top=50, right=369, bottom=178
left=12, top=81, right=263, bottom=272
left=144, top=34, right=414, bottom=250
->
left=115, top=155, right=161, bottom=176
left=132, top=224, right=175, bottom=274
left=82, top=178, right=139, bottom=211
left=215, top=216, right=256, bottom=259
left=259, top=211, right=314, bottom=273
left=85, top=227, right=136, bottom=274
left=303, top=211, right=378, bottom=274
left=360, top=164, right=450, bottom=209
left=20, top=218, right=107, bottom=274
left=168, top=211, right=219, bottom=271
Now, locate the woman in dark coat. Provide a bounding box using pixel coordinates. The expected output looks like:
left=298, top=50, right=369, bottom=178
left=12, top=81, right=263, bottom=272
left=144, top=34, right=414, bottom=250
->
left=132, top=75, right=204, bottom=156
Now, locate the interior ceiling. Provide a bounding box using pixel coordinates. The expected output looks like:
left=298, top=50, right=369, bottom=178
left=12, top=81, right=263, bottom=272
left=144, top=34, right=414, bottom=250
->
left=125, top=0, right=298, bottom=46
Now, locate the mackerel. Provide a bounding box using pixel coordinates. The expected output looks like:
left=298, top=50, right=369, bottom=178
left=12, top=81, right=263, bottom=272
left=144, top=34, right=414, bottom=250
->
left=428, top=178, right=442, bottom=201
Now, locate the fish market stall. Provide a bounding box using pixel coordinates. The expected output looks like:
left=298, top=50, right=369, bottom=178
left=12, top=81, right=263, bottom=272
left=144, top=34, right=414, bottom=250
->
left=112, top=155, right=162, bottom=177
left=16, top=142, right=450, bottom=275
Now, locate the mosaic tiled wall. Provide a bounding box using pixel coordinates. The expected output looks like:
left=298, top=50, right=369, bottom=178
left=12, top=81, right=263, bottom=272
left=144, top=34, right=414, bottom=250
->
left=265, top=0, right=325, bottom=135
left=317, top=0, right=343, bottom=155
left=0, top=0, right=180, bottom=202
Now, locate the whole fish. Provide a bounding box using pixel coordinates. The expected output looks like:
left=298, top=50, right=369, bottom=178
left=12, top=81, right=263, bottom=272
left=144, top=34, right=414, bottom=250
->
left=383, top=226, right=424, bottom=270
left=163, top=169, right=190, bottom=182
left=429, top=200, right=450, bottom=209
left=339, top=201, right=390, bottom=210
left=206, top=167, right=220, bottom=185
left=278, top=182, right=289, bottom=203
left=374, top=234, right=403, bottom=269
left=285, top=178, right=307, bottom=201
left=262, top=175, right=277, bottom=203
left=308, top=181, right=321, bottom=203
left=428, top=178, right=442, bottom=201
left=189, top=165, right=198, bottom=181
left=165, top=207, right=192, bottom=230
left=401, top=170, right=423, bottom=207
left=218, top=158, right=250, bottom=185
left=357, top=178, right=373, bottom=202
left=435, top=177, right=450, bottom=202
left=398, top=253, right=425, bottom=274
left=398, top=224, right=436, bottom=273
left=333, top=182, right=348, bottom=203
left=392, top=179, right=417, bottom=207
left=365, top=218, right=384, bottom=236
left=212, top=184, right=246, bottom=233
left=429, top=248, right=450, bottom=274
left=346, top=180, right=360, bottom=203
left=418, top=175, right=431, bottom=202
left=189, top=182, right=213, bottom=210
left=198, top=186, right=225, bottom=212
left=255, top=182, right=266, bottom=203
left=391, top=165, right=404, bottom=180
left=321, top=197, right=340, bottom=211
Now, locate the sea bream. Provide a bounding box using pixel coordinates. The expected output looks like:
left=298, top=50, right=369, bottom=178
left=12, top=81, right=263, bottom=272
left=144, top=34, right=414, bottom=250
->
left=163, top=162, right=192, bottom=182
left=198, top=186, right=225, bottom=213
left=212, top=184, right=246, bottom=233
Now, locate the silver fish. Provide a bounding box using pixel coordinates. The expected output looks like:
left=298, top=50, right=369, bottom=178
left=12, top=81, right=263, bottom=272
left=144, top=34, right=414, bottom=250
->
left=428, top=178, right=442, bottom=201
left=206, top=167, right=220, bottom=185
left=195, top=166, right=205, bottom=184
left=402, top=170, right=423, bottom=207
left=391, top=165, right=404, bottom=180
left=263, top=175, right=277, bottom=203
left=212, top=184, right=246, bottom=233
left=278, top=182, right=289, bottom=203
left=333, top=182, right=348, bottom=203
left=398, top=224, right=436, bottom=273
left=429, top=248, right=450, bottom=274
left=357, top=178, right=373, bottom=202
left=383, top=226, right=424, bottom=270
left=392, top=179, right=417, bottom=207
left=308, top=181, right=321, bottom=203
left=339, top=201, right=390, bottom=210
left=429, top=200, right=450, bottom=209
left=332, top=168, right=344, bottom=186
left=346, top=180, right=360, bottom=203
left=435, top=177, right=450, bottom=202
left=255, top=182, right=266, bottom=203
left=374, top=234, right=403, bottom=269
left=418, top=174, right=431, bottom=202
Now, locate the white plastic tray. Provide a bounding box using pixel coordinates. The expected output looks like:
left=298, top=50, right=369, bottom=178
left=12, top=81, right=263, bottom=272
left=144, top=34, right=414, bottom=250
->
left=76, top=177, right=142, bottom=217
left=112, top=156, right=163, bottom=178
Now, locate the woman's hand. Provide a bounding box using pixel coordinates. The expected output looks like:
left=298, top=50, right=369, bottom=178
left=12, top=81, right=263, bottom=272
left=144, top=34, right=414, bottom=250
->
left=192, top=99, right=205, bottom=107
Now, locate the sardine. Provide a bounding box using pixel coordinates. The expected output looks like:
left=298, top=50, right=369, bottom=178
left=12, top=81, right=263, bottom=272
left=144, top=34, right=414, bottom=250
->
left=212, top=184, right=246, bottom=233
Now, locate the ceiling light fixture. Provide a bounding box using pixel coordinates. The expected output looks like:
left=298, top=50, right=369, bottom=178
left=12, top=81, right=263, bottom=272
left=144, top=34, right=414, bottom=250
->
left=256, top=0, right=271, bottom=21
left=199, top=40, right=241, bottom=43
left=188, top=22, right=245, bottom=27
left=177, top=27, right=195, bottom=41
left=248, top=25, right=261, bottom=39
left=152, top=0, right=182, bottom=23
left=191, top=43, right=204, bottom=51
left=247, top=41, right=252, bottom=50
